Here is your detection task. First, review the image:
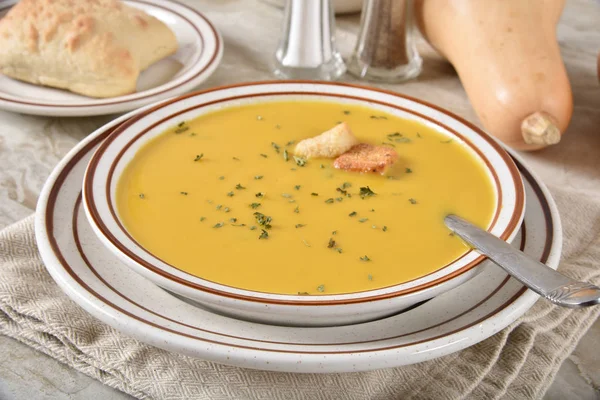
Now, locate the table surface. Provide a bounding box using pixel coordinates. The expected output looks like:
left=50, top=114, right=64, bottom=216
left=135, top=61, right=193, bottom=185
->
left=1, top=0, right=599, bottom=399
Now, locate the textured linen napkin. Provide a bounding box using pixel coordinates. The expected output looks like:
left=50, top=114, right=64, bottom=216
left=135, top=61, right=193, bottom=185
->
left=0, top=185, right=599, bottom=400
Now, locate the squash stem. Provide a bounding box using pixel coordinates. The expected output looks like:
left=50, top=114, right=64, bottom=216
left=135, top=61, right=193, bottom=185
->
left=521, top=112, right=561, bottom=146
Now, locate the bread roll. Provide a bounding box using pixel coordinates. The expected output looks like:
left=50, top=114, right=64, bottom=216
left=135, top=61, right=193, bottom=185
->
left=0, top=0, right=178, bottom=98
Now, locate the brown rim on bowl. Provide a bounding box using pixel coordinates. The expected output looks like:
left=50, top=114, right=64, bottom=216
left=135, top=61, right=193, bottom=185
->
left=0, top=0, right=221, bottom=108
left=84, top=81, right=526, bottom=305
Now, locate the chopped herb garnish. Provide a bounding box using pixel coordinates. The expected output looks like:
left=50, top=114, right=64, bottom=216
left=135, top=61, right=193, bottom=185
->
left=335, top=248, right=343, bottom=254
left=286, top=140, right=295, bottom=146
left=213, top=222, right=224, bottom=228
left=405, top=168, right=412, bottom=173
left=253, top=212, right=272, bottom=229
left=395, top=137, right=412, bottom=143
left=294, top=185, right=301, bottom=191
left=441, top=138, right=453, bottom=144
left=226, top=191, right=234, bottom=197
left=368, top=274, right=373, bottom=281
left=189, top=132, right=197, bottom=137
left=324, top=198, right=334, bottom=204
left=335, top=197, right=343, bottom=202
left=409, top=198, right=417, bottom=204
left=180, top=191, right=188, bottom=196
left=235, top=183, right=246, bottom=190
left=193, top=154, right=204, bottom=162
left=200, top=217, right=206, bottom=222
left=327, top=238, right=336, bottom=248
left=359, top=218, right=368, bottom=223
left=370, top=209, right=375, bottom=212
left=224, top=207, right=230, bottom=213
left=282, top=193, right=292, bottom=198
left=295, top=224, right=305, bottom=228
left=293, top=206, right=299, bottom=213
left=259, top=229, right=269, bottom=239
left=254, top=175, right=263, bottom=180
left=320, top=164, right=325, bottom=169
left=341, top=182, right=352, bottom=189
left=349, top=211, right=357, bottom=217
left=382, top=142, right=396, bottom=147
left=449, top=232, right=455, bottom=237
left=219, top=176, right=225, bottom=180
left=276, top=124, right=281, bottom=129
left=360, top=255, right=371, bottom=262
left=298, top=291, right=309, bottom=295
left=216, top=204, right=222, bottom=210
left=232, top=223, right=246, bottom=227
left=311, top=193, right=319, bottom=197
left=417, top=132, right=422, bottom=138
left=370, top=115, right=387, bottom=120
left=249, top=226, right=257, bottom=230
left=317, top=284, right=325, bottom=293
left=283, top=149, right=289, bottom=162
left=359, top=186, right=376, bottom=199
left=332, top=230, right=337, bottom=235
left=250, top=203, right=261, bottom=209
left=293, top=156, right=307, bottom=167
left=260, top=154, right=268, bottom=158
left=177, top=122, right=185, bottom=127
left=387, top=132, right=402, bottom=140
left=382, top=226, right=388, bottom=232
left=255, top=192, right=264, bottom=198
left=138, top=193, right=145, bottom=199
left=271, top=142, right=280, bottom=153
left=174, top=125, right=189, bottom=134
left=229, top=218, right=237, bottom=223
left=233, top=157, right=240, bottom=161
left=257, top=115, right=263, bottom=121
left=343, top=110, right=351, bottom=115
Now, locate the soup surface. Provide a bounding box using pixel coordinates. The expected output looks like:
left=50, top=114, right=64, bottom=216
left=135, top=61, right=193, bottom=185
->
left=117, top=101, right=496, bottom=295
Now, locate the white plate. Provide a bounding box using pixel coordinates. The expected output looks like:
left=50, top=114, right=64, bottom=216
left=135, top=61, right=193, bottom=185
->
left=0, top=0, right=222, bottom=117
left=35, top=113, right=562, bottom=373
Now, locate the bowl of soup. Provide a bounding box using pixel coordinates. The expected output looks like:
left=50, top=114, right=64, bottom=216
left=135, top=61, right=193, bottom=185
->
left=82, top=81, right=525, bottom=326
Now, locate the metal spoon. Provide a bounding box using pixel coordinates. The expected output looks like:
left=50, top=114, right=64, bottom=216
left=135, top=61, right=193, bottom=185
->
left=444, top=214, right=600, bottom=308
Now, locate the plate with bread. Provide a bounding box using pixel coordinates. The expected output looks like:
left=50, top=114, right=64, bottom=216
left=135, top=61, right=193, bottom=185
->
left=0, top=0, right=222, bottom=116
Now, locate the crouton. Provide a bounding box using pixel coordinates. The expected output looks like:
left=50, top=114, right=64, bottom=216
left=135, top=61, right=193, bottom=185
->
left=333, top=144, right=399, bottom=174
left=294, top=122, right=359, bottom=159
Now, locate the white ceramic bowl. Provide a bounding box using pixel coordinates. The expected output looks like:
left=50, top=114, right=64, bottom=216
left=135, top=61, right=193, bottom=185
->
left=82, top=81, right=525, bottom=327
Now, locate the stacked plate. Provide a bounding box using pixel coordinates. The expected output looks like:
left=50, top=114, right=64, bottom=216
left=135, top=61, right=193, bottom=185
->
left=33, top=81, right=562, bottom=373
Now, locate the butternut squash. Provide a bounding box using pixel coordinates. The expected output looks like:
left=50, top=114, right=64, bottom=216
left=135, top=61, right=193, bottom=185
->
left=414, top=0, right=573, bottom=151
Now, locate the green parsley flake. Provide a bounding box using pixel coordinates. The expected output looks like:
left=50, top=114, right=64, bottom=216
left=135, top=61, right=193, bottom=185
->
left=320, top=164, right=325, bottom=169
left=286, top=140, right=295, bottom=146
left=325, top=198, right=334, bottom=204
left=213, top=222, right=224, bottom=228
left=235, top=184, right=246, bottom=190
left=327, top=238, right=336, bottom=248
left=180, top=191, right=188, bottom=196
left=294, top=185, right=301, bottom=190
left=295, top=224, right=305, bottom=228
left=359, top=218, right=368, bottom=223
left=283, top=149, right=289, bottom=162
left=343, top=110, right=351, bottom=115
left=216, top=205, right=222, bottom=210
left=272, top=142, right=281, bottom=153
left=219, top=176, right=225, bottom=180
left=138, top=193, right=145, bottom=199
left=349, top=211, right=357, bottom=217
left=293, top=206, right=300, bottom=214
left=254, top=175, right=263, bottom=180
left=259, top=229, right=269, bottom=239
left=311, top=193, right=319, bottom=197
left=255, top=192, right=264, bottom=198
left=200, top=217, right=206, bottom=222
left=250, top=226, right=257, bottom=230
left=293, top=156, right=307, bottom=167
left=193, top=154, right=204, bottom=162
left=229, top=218, right=237, bottom=223
left=260, top=154, right=268, bottom=158
left=282, top=193, right=292, bottom=198
left=368, top=274, right=373, bottom=281
left=233, top=157, right=240, bottom=161
left=317, top=284, right=325, bottom=293
left=226, top=191, right=234, bottom=197
left=409, top=198, right=417, bottom=205
left=250, top=203, right=261, bottom=209
left=359, top=186, right=376, bottom=199
left=382, top=226, right=388, bottom=232
left=441, top=138, right=453, bottom=144
left=360, top=255, right=371, bottom=262
left=224, top=207, right=230, bottom=213
left=254, top=212, right=272, bottom=229
left=405, top=168, right=412, bottom=173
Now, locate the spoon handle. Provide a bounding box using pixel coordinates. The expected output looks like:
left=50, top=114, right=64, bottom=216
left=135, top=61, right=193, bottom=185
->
left=444, top=215, right=600, bottom=308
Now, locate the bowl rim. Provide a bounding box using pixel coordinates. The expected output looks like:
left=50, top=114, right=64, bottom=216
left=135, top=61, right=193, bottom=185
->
left=83, top=80, right=525, bottom=305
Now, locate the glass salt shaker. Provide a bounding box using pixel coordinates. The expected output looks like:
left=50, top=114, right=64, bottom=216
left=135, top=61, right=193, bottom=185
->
left=347, top=0, right=422, bottom=82
left=273, top=0, right=346, bottom=80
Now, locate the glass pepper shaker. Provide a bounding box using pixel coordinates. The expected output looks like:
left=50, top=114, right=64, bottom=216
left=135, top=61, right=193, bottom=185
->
left=347, top=0, right=422, bottom=82
left=273, top=0, right=346, bottom=80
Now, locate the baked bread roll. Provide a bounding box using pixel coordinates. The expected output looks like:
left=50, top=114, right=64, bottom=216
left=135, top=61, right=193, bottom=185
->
left=0, top=0, right=178, bottom=98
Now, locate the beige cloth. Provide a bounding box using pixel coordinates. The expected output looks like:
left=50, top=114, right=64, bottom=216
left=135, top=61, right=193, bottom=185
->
left=0, top=184, right=598, bottom=400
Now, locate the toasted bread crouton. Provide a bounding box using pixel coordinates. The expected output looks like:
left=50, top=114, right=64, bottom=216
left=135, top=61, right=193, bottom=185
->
left=294, top=122, right=359, bottom=159
left=333, top=144, right=399, bottom=174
